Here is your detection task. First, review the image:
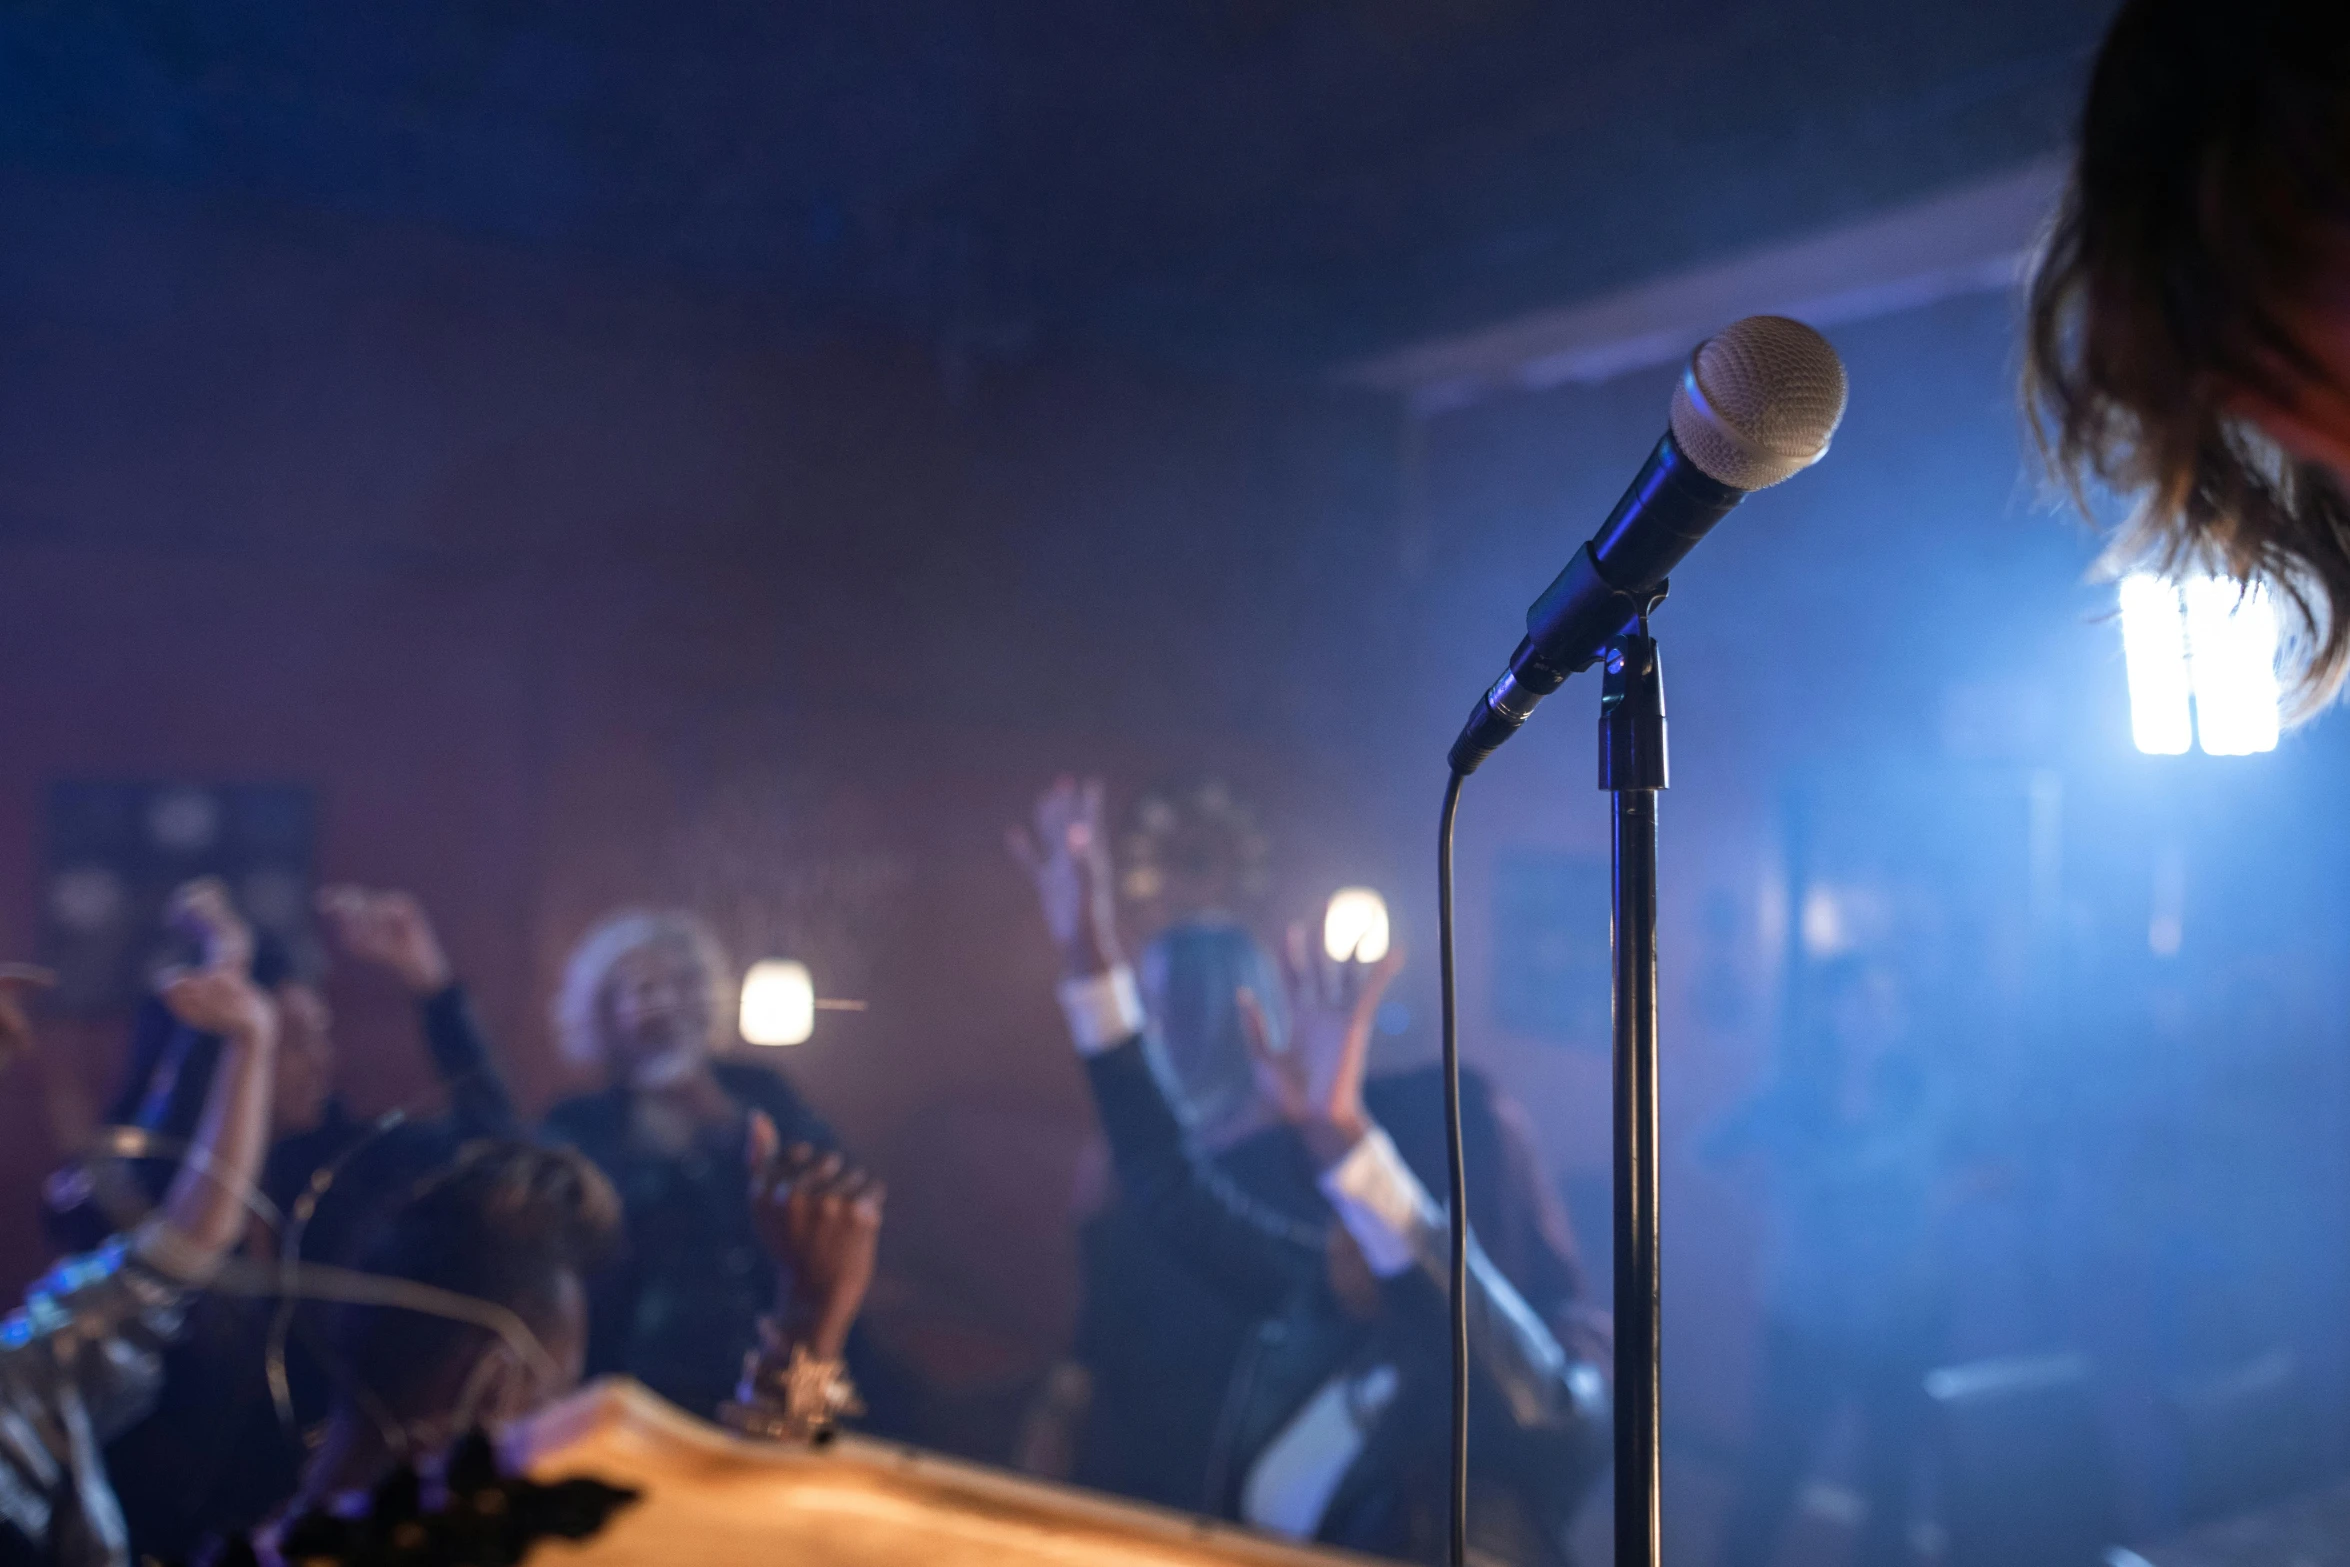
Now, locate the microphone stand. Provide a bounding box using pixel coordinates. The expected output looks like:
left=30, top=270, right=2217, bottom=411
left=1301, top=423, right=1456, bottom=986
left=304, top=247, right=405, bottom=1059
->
left=1600, top=619, right=1666, bottom=1567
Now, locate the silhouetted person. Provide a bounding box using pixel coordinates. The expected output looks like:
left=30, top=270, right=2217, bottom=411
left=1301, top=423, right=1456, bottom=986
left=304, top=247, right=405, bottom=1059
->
left=1708, top=959, right=1963, bottom=1567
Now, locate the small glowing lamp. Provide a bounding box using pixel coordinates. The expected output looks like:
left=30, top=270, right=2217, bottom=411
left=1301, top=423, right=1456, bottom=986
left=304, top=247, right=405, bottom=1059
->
left=1323, top=887, right=1391, bottom=964
left=740, top=959, right=815, bottom=1046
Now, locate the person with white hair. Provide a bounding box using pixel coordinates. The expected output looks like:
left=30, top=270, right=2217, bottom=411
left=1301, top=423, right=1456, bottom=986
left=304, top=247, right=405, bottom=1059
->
left=540, top=909, right=847, bottom=1423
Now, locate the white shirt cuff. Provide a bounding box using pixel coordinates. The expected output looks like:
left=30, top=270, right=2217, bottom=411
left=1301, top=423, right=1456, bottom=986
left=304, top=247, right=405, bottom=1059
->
left=1317, top=1126, right=1441, bottom=1279
left=1058, top=964, right=1145, bottom=1056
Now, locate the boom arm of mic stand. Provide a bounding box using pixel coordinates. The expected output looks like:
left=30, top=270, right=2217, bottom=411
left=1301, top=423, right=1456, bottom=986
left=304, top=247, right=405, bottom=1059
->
left=1600, top=629, right=1666, bottom=1567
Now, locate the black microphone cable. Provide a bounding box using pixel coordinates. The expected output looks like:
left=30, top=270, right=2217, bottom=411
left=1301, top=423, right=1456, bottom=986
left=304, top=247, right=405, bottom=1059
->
left=1437, top=765, right=1469, bottom=1567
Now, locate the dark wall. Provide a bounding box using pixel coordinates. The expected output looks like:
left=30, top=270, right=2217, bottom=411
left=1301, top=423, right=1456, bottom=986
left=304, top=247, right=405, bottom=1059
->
left=0, top=173, right=1411, bottom=1408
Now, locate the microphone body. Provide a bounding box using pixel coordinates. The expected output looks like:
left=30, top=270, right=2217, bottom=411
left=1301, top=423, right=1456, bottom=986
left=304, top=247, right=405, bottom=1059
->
left=1448, top=433, right=1741, bottom=774
left=1446, top=314, right=1849, bottom=774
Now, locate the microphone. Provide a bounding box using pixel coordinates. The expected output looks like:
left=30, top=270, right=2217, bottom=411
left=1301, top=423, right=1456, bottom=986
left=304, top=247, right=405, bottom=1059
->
left=1447, top=315, right=1849, bottom=774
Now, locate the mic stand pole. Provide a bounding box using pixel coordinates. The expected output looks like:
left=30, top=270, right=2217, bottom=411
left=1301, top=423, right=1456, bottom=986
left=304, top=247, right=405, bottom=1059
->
left=1600, top=620, right=1666, bottom=1567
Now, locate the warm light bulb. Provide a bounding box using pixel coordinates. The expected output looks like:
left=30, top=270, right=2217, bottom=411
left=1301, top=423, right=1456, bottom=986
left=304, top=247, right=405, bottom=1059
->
left=739, top=959, right=815, bottom=1046
left=1323, top=887, right=1391, bottom=963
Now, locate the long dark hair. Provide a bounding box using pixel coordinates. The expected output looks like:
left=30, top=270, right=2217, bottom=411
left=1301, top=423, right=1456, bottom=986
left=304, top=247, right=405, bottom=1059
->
left=2024, top=0, right=2350, bottom=711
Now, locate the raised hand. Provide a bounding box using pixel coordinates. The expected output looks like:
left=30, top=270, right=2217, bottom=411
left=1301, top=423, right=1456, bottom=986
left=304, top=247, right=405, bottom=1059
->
left=166, top=877, right=252, bottom=976
left=747, top=1111, right=884, bottom=1360
left=317, top=884, right=452, bottom=995
left=1007, top=775, right=1121, bottom=975
left=154, top=936, right=278, bottom=1265
left=159, top=956, right=278, bottom=1047
left=1238, top=922, right=1406, bottom=1165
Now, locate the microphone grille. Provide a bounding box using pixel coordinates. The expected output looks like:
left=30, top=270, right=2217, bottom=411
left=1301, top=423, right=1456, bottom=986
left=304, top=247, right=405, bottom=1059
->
left=1669, top=315, right=1849, bottom=490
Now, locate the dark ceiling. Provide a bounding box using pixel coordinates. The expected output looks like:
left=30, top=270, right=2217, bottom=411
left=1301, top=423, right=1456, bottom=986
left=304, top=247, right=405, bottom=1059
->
left=0, top=0, right=2117, bottom=373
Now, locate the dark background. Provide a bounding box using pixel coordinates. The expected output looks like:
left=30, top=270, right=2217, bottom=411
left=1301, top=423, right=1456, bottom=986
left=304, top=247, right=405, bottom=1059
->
left=7, top=1, right=2347, bottom=1559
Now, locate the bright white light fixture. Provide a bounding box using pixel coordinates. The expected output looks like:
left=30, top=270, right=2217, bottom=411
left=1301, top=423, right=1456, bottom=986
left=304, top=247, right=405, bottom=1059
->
left=2119, top=574, right=2194, bottom=755
left=1322, top=887, right=1391, bottom=963
left=2118, top=573, right=2279, bottom=756
left=2181, top=576, right=2281, bottom=756
left=739, top=959, right=815, bottom=1046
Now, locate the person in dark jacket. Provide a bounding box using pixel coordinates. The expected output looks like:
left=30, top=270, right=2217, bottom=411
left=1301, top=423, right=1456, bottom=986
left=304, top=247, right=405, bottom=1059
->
left=539, top=908, right=873, bottom=1426
left=69, top=884, right=521, bottom=1562
left=1012, top=778, right=1608, bottom=1565
left=1035, top=917, right=1287, bottom=1510
left=1035, top=923, right=1603, bottom=1524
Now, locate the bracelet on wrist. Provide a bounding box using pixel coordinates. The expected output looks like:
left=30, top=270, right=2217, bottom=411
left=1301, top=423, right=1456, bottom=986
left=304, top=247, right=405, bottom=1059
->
left=722, top=1322, right=863, bottom=1446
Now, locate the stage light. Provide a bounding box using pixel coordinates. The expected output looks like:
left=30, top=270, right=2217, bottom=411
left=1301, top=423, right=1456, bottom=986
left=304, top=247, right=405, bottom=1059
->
left=1323, top=887, right=1391, bottom=963
left=2181, top=577, right=2280, bottom=756
left=2119, top=573, right=2279, bottom=756
left=2119, top=574, right=2193, bottom=755
left=739, top=959, right=814, bottom=1046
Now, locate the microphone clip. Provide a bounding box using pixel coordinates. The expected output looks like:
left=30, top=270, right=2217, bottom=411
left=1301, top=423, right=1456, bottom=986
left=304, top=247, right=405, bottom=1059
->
left=1598, top=629, right=1669, bottom=793
left=1446, top=565, right=1672, bottom=778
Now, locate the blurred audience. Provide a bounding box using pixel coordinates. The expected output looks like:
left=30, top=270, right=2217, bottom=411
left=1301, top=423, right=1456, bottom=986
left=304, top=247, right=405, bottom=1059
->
left=87, top=887, right=519, bottom=1561
left=49, top=884, right=516, bottom=1263
left=1011, top=777, right=1608, bottom=1565
left=539, top=909, right=901, bottom=1429
left=12, top=819, right=1598, bottom=1563
left=265, top=1128, right=883, bottom=1543
left=0, top=886, right=278, bottom=1567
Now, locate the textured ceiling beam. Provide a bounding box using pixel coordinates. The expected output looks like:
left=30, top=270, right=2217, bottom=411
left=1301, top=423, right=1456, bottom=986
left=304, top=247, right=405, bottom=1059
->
left=1342, top=157, right=2068, bottom=414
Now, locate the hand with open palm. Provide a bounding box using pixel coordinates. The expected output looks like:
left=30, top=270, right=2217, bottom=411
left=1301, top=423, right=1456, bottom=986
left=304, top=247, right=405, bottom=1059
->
left=1007, top=775, right=1122, bottom=977
left=1238, top=923, right=1405, bottom=1166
